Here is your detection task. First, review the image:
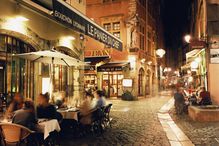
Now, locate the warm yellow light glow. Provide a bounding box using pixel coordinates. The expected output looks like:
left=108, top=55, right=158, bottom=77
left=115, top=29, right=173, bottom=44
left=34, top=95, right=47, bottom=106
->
left=15, top=16, right=29, bottom=22
left=191, top=61, right=199, bottom=69
left=195, top=57, right=202, bottom=63
left=42, top=78, right=51, bottom=94
left=184, top=35, right=191, bottom=43
left=148, top=61, right=152, bottom=65
left=2, top=16, right=29, bottom=34
left=128, top=56, right=136, bottom=70
left=66, top=36, right=76, bottom=40
left=59, top=36, right=75, bottom=48
left=141, top=58, right=146, bottom=63
left=187, top=70, right=191, bottom=74
left=156, top=49, right=166, bottom=58
left=188, top=76, right=193, bottom=83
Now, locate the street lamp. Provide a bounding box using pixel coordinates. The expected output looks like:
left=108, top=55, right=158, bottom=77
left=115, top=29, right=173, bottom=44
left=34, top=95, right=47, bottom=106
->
left=184, top=35, right=191, bottom=43
left=156, top=49, right=166, bottom=92
left=156, top=48, right=166, bottom=58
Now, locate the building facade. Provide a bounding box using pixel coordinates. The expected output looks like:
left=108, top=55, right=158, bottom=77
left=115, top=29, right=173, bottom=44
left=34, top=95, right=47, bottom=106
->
left=0, top=0, right=121, bottom=103
left=85, top=0, right=165, bottom=97
left=189, top=0, right=219, bottom=103
left=0, top=0, right=87, bottom=101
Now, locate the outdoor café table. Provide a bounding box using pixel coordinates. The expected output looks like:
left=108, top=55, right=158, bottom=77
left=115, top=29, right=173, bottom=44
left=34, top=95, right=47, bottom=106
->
left=57, top=107, right=79, bottom=121
left=37, top=119, right=61, bottom=140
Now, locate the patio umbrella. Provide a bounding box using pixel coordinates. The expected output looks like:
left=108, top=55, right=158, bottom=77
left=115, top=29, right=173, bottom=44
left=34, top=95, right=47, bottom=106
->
left=14, top=49, right=86, bottom=99
left=14, top=49, right=85, bottom=67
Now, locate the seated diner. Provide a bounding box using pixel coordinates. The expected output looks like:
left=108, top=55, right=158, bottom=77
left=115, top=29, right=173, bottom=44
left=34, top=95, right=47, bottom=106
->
left=37, top=92, right=62, bottom=121
left=78, top=91, right=94, bottom=125
left=93, top=90, right=106, bottom=109
left=12, top=99, right=37, bottom=130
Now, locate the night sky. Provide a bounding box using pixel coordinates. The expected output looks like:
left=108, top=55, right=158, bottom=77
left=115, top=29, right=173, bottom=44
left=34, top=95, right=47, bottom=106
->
left=162, top=0, right=192, bottom=67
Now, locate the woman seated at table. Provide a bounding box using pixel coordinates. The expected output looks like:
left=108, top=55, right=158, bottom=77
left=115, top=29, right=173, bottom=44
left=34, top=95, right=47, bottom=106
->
left=5, top=93, right=24, bottom=119
left=37, top=92, right=62, bottom=121
left=12, top=99, right=37, bottom=130
left=93, top=90, right=106, bottom=109
left=78, top=92, right=94, bottom=125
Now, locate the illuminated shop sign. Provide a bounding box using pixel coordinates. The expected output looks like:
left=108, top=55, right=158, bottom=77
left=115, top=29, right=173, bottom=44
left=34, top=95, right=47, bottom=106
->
left=52, top=0, right=123, bottom=51
left=85, top=49, right=111, bottom=57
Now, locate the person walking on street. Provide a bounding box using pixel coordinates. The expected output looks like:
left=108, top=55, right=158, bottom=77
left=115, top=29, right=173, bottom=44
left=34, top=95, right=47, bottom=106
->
left=174, top=88, right=185, bottom=115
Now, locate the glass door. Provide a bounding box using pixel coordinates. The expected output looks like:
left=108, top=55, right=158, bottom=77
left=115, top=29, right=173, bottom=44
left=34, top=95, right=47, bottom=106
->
left=102, top=72, right=123, bottom=97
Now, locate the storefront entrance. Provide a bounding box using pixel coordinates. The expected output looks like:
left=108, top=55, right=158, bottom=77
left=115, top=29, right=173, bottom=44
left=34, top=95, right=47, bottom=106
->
left=0, top=34, right=36, bottom=98
left=102, top=72, right=124, bottom=97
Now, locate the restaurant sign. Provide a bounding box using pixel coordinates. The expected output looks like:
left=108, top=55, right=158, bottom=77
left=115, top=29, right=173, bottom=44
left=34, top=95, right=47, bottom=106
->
left=85, top=49, right=111, bottom=57
left=52, top=0, right=123, bottom=51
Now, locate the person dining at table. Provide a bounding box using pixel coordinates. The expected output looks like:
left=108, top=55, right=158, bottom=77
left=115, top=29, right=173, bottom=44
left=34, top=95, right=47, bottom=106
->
left=199, top=87, right=212, bottom=105
left=78, top=91, right=94, bottom=125
left=5, top=93, right=24, bottom=119
left=37, top=92, right=62, bottom=121
left=12, top=99, right=37, bottom=130
left=93, top=90, right=106, bottom=108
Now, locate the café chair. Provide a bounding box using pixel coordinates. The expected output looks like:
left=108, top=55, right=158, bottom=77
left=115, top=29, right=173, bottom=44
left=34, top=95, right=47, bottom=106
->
left=0, top=123, right=37, bottom=146
left=102, top=104, right=113, bottom=128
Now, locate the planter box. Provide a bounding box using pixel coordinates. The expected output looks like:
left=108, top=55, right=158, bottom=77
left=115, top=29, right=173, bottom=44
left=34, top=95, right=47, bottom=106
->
left=188, top=106, right=219, bottom=122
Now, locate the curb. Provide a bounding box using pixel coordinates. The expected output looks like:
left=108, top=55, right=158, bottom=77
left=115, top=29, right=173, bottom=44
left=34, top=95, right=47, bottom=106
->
left=158, top=98, right=194, bottom=146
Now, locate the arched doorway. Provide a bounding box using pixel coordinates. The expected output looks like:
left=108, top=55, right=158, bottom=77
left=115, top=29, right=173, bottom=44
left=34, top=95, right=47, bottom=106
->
left=146, top=69, right=151, bottom=95
left=138, top=68, right=145, bottom=96
left=0, top=34, right=36, bottom=98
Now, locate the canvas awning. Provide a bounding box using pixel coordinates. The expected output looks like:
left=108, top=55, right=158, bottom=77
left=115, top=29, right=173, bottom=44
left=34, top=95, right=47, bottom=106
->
left=84, top=56, right=110, bottom=65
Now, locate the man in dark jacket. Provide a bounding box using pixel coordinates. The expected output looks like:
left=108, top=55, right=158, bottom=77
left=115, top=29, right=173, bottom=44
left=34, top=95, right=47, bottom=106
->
left=174, top=88, right=185, bottom=114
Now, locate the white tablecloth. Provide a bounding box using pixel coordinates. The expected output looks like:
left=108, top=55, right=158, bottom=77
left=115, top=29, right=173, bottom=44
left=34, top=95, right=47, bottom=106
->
left=37, top=119, right=61, bottom=140
left=58, top=109, right=78, bottom=121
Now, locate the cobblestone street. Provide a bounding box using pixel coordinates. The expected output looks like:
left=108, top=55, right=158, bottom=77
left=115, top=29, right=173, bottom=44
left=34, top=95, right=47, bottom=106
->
left=61, top=94, right=171, bottom=146
left=170, top=109, right=219, bottom=146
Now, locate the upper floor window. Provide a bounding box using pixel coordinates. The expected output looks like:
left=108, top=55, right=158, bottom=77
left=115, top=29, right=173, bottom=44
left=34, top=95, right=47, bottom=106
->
left=103, top=21, right=121, bottom=39
left=103, top=23, right=111, bottom=31
left=139, top=25, right=145, bottom=50
left=113, top=32, right=120, bottom=39
left=113, top=22, right=120, bottom=30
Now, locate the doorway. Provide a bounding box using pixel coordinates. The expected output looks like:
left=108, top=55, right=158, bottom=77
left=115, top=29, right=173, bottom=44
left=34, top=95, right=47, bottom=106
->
left=102, top=72, right=124, bottom=97
left=138, top=68, right=145, bottom=96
